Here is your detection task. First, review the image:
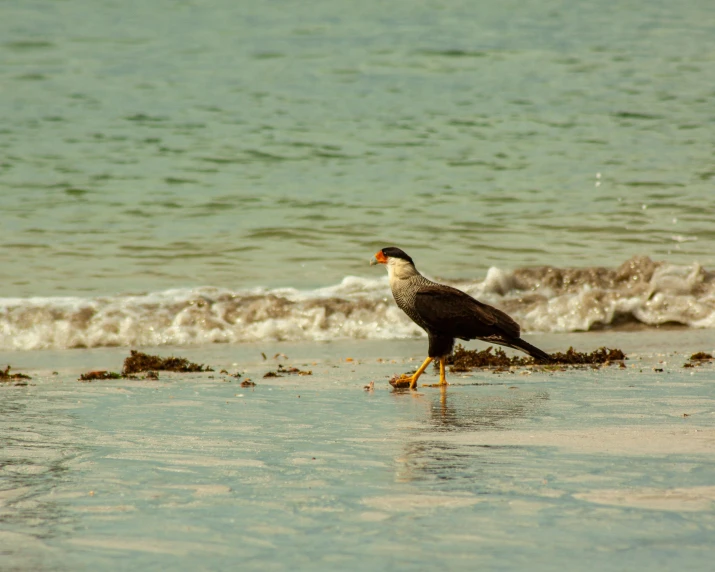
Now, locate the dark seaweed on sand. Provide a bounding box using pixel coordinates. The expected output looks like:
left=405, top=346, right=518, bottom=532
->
left=446, top=346, right=521, bottom=371
left=1, top=365, right=31, bottom=381
left=277, top=364, right=312, bottom=375
left=79, top=370, right=122, bottom=382
left=444, top=344, right=626, bottom=372
left=263, top=364, right=313, bottom=378
left=549, top=346, right=626, bottom=365
left=122, top=350, right=213, bottom=375
left=683, top=352, right=713, bottom=368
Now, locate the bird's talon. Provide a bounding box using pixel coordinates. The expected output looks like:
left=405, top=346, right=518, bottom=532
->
left=389, top=376, right=413, bottom=389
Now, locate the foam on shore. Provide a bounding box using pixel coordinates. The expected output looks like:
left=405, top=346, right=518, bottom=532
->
left=1, top=257, right=713, bottom=350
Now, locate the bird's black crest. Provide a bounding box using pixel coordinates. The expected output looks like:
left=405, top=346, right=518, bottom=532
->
left=381, top=247, right=413, bottom=264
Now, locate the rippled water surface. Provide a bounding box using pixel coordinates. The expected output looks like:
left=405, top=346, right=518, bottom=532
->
left=2, top=0, right=715, bottom=298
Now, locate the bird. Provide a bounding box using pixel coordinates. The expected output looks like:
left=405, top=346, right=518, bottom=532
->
left=370, top=247, right=552, bottom=388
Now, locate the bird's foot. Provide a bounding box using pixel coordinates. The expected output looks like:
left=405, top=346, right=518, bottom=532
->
left=389, top=375, right=417, bottom=389
left=422, top=381, right=449, bottom=388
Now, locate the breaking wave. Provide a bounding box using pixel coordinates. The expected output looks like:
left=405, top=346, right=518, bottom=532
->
left=1, top=257, right=714, bottom=351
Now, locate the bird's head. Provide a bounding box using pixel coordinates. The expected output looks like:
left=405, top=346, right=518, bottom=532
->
left=370, top=247, right=418, bottom=279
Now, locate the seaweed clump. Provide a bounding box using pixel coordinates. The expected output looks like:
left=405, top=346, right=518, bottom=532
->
left=447, top=345, right=526, bottom=371
left=549, top=346, right=626, bottom=365
left=79, top=370, right=122, bottom=382
left=77, top=350, right=216, bottom=381
left=684, top=352, right=713, bottom=368
left=122, top=350, right=213, bottom=375
left=263, top=363, right=313, bottom=378
left=689, top=352, right=713, bottom=361
left=443, top=344, right=626, bottom=373
left=277, top=364, right=312, bottom=376
left=1, top=365, right=31, bottom=381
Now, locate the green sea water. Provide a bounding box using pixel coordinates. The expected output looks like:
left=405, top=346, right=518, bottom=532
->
left=2, top=0, right=715, bottom=298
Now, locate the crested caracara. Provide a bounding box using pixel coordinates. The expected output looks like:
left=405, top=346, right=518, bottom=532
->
left=371, top=247, right=552, bottom=388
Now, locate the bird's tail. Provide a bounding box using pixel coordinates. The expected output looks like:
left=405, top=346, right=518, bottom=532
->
left=508, top=338, right=554, bottom=364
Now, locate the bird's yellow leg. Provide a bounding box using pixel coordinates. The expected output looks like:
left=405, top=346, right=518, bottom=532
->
left=422, top=357, right=449, bottom=387
left=439, top=356, right=448, bottom=385
left=409, top=356, right=433, bottom=389
left=390, top=357, right=433, bottom=389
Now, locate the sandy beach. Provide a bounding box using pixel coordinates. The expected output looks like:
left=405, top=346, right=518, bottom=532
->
left=2, top=330, right=714, bottom=570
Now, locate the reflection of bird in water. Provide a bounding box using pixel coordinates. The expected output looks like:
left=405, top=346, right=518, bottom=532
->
left=393, top=388, right=549, bottom=484
left=371, top=247, right=552, bottom=389
left=429, top=386, right=549, bottom=432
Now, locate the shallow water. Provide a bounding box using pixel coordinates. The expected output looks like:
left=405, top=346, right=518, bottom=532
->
left=2, top=333, right=715, bottom=570
left=2, top=0, right=715, bottom=299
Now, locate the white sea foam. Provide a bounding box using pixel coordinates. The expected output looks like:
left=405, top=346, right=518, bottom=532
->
left=1, top=258, right=713, bottom=351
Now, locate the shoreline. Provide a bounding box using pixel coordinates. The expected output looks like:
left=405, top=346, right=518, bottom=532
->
left=3, top=329, right=714, bottom=383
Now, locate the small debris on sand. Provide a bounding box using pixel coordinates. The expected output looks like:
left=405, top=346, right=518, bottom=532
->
left=78, top=370, right=122, bottom=382
left=220, top=369, right=243, bottom=379
left=363, top=381, right=374, bottom=392
left=1, top=365, right=31, bottom=381
left=122, top=350, right=213, bottom=375
left=240, top=380, right=256, bottom=387
left=263, top=371, right=282, bottom=378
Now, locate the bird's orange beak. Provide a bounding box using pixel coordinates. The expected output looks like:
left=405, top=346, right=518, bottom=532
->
left=370, top=250, right=388, bottom=265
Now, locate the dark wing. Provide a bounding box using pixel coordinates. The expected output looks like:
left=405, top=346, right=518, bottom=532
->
left=413, top=285, right=521, bottom=341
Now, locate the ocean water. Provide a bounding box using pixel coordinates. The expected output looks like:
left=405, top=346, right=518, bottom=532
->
left=2, top=0, right=715, bottom=350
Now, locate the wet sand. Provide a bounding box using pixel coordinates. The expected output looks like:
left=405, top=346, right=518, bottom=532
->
left=1, top=330, right=714, bottom=570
